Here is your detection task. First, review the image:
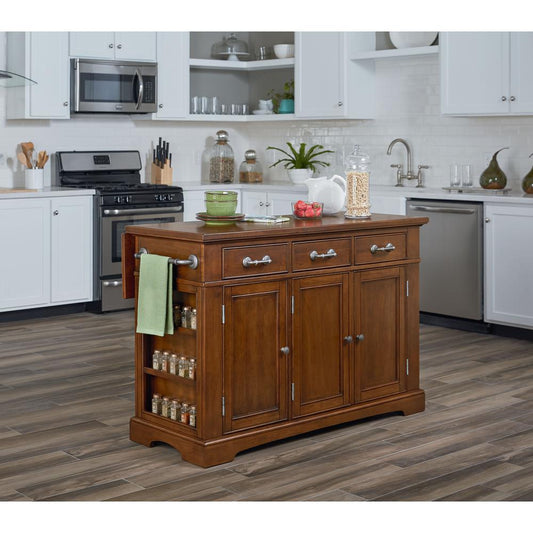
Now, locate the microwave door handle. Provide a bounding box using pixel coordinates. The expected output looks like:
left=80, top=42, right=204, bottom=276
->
left=133, top=68, right=144, bottom=110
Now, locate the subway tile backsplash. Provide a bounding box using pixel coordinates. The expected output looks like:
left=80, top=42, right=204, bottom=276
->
left=1, top=35, right=533, bottom=191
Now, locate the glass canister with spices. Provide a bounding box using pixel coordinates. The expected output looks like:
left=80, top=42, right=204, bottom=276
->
left=151, top=393, right=161, bottom=415
left=208, top=130, right=235, bottom=183
left=239, top=149, right=263, bottom=183
left=345, top=145, right=371, bottom=219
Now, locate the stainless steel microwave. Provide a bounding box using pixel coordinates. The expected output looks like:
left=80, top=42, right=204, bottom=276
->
left=71, top=58, right=157, bottom=114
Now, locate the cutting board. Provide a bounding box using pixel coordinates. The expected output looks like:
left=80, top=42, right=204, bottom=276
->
left=0, top=188, right=38, bottom=193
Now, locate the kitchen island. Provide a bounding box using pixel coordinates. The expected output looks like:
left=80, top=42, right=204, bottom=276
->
left=122, top=213, right=428, bottom=467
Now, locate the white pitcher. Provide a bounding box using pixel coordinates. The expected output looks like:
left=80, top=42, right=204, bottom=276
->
left=305, top=175, right=346, bottom=215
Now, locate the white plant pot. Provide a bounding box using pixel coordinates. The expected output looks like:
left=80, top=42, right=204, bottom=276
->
left=287, top=168, right=313, bottom=184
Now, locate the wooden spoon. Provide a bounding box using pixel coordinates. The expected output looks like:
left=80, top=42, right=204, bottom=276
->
left=37, top=150, right=45, bottom=168
left=17, top=152, right=29, bottom=168
left=20, top=142, right=35, bottom=168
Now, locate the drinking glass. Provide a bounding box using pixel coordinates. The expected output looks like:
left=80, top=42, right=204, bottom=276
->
left=210, top=96, right=220, bottom=115
left=450, top=164, right=461, bottom=187
left=230, top=104, right=242, bottom=115
left=461, top=164, right=473, bottom=187
left=241, top=104, right=249, bottom=115
left=200, top=96, right=209, bottom=115
left=190, top=96, right=200, bottom=114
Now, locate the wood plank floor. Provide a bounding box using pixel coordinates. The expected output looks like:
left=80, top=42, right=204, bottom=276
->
left=0, top=310, right=532, bottom=501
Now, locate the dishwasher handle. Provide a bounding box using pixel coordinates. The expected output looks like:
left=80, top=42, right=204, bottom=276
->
left=409, top=205, right=476, bottom=215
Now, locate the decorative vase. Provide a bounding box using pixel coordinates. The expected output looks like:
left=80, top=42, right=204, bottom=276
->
left=479, top=147, right=509, bottom=190
left=521, top=153, right=533, bottom=194
left=287, top=168, right=313, bottom=184
left=278, top=99, right=294, bottom=114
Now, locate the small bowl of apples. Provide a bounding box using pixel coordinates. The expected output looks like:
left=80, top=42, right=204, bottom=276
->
left=292, top=200, right=323, bottom=220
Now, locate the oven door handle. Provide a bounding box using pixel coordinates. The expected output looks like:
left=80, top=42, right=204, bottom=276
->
left=133, top=68, right=144, bottom=110
left=103, top=207, right=183, bottom=216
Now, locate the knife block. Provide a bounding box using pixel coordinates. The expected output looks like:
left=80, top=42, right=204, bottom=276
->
left=151, top=162, right=173, bottom=185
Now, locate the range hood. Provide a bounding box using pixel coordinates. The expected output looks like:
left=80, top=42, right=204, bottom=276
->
left=0, top=70, right=37, bottom=87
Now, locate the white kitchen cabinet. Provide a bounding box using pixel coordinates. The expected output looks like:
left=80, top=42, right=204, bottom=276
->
left=154, top=32, right=189, bottom=120
left=0, top=195, right=93, bottom=312
left=242, top=189, right=304, bottom=216
left=69, top=32, right=156, bottom=62
left=484, top=203, right=533, bottom=329
left=441, top=32, right=533, bottom=115
left=7, top=32, right=70, bottom=119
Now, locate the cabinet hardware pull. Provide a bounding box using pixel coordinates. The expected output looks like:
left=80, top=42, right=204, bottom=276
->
left=356, top=334, right=365, bottom=341
left=309, top=248, right=337, bottom=261
left=510, top=96, right=516, bottom=102
left=370, top=243, right=395, bottom=254
left=117, top=44, right=123, bottom=49
left=134, top=247, right=199, bottom=269
left=344, top=335, right=353, bottom=343
left=259, top=201, right=264, bottom=206
left=53, top=210, right=59, bottom=216
left=242, top=255, right=272, bottom=267
left=63, top=101, right=69, bottom=107
left=410, top=205, right=475, bottom=215
left=280, top=346, right=290, bottom=355
left=159, top=103, right=163, bottom=108
left=501, top=96, right=507, bottom=101
left=485, top=217, right=491, bottom=223
left=108, top=43, right=114, bottom=48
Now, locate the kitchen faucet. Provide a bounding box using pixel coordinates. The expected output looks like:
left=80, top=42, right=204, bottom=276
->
left=386, top=138, right=428, bottom=187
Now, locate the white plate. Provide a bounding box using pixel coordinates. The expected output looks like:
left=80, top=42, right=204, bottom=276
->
left=252, top=109, right=274, bottom=115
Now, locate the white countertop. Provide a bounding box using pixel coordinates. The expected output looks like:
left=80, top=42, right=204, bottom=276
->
left=370, top=185, right=533, bottom=205
left=0, top=187, right=96, bottom=200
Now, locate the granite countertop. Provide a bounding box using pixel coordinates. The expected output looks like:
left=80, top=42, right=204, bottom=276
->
left=0, top=187, right=96, bottom=199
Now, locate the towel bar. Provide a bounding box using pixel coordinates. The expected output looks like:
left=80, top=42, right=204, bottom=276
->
left=134, top=247, right=199, bottom=270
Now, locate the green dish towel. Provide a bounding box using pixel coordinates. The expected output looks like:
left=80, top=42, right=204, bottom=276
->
left=136, top=253, right=174, bottom=337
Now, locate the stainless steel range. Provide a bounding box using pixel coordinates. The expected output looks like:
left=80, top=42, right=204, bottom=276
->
left=56, top=150, right=183, bottom=312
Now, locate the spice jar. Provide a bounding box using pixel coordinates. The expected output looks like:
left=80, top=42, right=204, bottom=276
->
left=345, top=145, right=371, bottom=219
left=181, top=306, right=191, bottom=328
left=161, top=396, right=171, bottom=418
left=180, top=403, right=190, bottom=424
left=170, top=399, right=181, bottom=421
left=188, top=358, right=196, bottom=380
left=190, top=308, right=197, bottom=330
left=160, top=351, right=170, bottom=373
left=189, top=405, right=197, bottom=428
left=178, top=356, right=188, bottom=378
left=208, top=130, right=235, bottom=183
left=173, top=304, right=182, bottom=328
left=239, top=149, right=263, bottom=183
left=152, top=350, right=161, bottom=370
left=151, top=393, right=161, bottom=415
left=169, top=353, right=178, bottom=375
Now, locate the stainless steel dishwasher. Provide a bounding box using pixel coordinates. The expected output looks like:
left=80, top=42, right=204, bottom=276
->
left=406, top=199, right=483, bottom=320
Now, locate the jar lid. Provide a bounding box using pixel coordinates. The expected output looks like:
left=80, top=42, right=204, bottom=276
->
left=244, top=149, right=257, bottom=161
left=215, top=130, right=229, bottom=142
left=346, top=144, right=370, bottom=167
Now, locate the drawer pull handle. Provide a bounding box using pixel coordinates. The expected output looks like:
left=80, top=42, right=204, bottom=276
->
left=309, top=248, right=337, bottom=261
left=242, top=255, right=272, bottom=268
left=370, top=243, right=395, bottom=254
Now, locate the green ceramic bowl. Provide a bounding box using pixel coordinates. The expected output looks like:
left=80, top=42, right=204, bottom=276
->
left=205, top=191, right=238, bottom=216
left=205, top=190, right=238, bottom=202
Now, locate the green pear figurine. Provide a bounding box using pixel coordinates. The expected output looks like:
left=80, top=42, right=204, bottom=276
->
left=479, top=147, right=509, bottom=189
left=521, top=152, right=533, bottom=194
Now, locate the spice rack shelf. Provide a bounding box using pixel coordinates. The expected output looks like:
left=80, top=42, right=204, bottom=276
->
left=144, top=367, right=197, bottom=383
left=174, top=326, right=196, bottom=336
left=143, top=411, right=197, bottom=432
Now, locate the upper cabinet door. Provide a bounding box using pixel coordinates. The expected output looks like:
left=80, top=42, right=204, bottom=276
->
left=69, top=32, right=115, bottom=59
left=295, top=32, right=345, bottom=118
left=114, top=32, right=157, bottom=61
left=509, top=33, right=533, bottom=113
left=441, top=32, right=509, bottom=115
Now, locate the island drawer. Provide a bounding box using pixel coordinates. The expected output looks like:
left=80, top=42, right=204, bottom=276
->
left=292, top=238, right=352, bottom=272
left=222, top=243, right=289, bottom=279
left=354, top=232, right=407, bottom=264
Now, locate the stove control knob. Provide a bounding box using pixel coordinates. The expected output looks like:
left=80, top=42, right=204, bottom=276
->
left=124, top=196, right=131, bottom=204
left=114, top=196, right=122, bottom=204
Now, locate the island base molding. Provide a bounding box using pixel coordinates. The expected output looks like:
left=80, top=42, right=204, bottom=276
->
left=130, top=389, right=425, bottom=468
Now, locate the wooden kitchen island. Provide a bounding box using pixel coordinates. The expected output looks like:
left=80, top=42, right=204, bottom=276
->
left=122, top=213, right=428, bottom=467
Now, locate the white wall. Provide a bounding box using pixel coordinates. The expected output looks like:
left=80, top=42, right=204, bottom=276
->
left=2, top=32, right=533, bottom=191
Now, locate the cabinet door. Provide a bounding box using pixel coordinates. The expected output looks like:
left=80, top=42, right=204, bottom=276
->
left=223, top=281, right=288, bottom=432
left=183, top=190, right=205, bottom=221
left=509, top=33, right=533, bottom=113
left=115, top=32, right=157, bottom=61
left=0, top=199, right=50, bottom=310
left=155, top=32, right=188, bottom=119
left=354, top=267, right=406, bottom=402
left=296, top=32, right=345, bottom=118
left=30, top=32, right=70, bottom=118
left=441, top=32, right=509, bottom=115
left=267, top=191, right=303, bottom=216
left=69, top=32, right=115, bottom=59
left=292, top=274, right=350, bottom=417
left=484, top=204, right=533, bottom=328
left=50, top=196, right=93, bottom=304
left=242, top=190, right=268, bottom=216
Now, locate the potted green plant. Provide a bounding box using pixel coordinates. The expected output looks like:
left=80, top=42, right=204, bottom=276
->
left=268, top=80, right=294, bottom=114
left=267, top=142, right=334, bottom=183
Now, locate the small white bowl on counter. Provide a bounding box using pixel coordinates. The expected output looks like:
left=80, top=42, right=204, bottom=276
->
left=273, top=44, right=295, bottom=59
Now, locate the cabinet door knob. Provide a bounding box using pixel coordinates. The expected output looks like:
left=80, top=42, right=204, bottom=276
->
left=117, top=44, right=123, bottom=49
left=158, top=103, right=164, bottom=109
left=63, top=101, right=69, bottom=107
left=280, top=346, right=290, bottom=355
left=344, top=335, right=353, bottom=344
left=337, top=101, right=343, bottom=107
left=485, top=217, right=491, bottom=223
left=53, top=210, right=59, bottom=216
left=108, top=43, right=114, bottom=49
left=510, top=96, right=516, bottom=102
left=501, top=96, right=507, bottom=102
left=265, top=202, right=271, bottom=207
left=259, top=201, right=264, bottom=206
left=356, top=334, right=364, bottom=341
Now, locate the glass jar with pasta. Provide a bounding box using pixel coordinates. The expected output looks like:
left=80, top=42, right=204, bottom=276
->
left=345, top=145, right=371, bottom=219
